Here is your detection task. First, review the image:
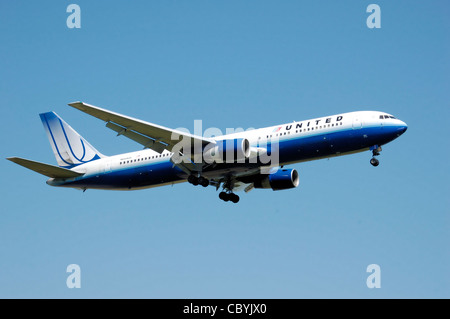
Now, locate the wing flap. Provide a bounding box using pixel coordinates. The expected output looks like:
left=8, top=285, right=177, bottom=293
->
left=105, top=122, right=168, bottom=153
left=7, top=157, right=84, bottom=178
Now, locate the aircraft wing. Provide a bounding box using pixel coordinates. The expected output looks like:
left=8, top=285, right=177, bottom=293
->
left=68, top=102, right=214, bottom=154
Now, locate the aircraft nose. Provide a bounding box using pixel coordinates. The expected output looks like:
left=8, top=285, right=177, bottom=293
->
left=397, top=120, right=408, bottom=136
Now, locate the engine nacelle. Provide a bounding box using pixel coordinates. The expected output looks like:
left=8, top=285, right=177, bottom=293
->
left=253, top=168, right=299, bottom=191
left=203, top=138, right=250, bottom=163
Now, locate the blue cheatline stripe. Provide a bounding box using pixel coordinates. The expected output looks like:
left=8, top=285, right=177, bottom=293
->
left=272, top=125, right=402, bottom=164
left=54, top=160, right=184, bottom=189
left=52, top=124, right=404, bottom=189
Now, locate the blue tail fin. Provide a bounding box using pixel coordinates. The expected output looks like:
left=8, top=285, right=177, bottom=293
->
left=40, top=112, right=104, bottom=168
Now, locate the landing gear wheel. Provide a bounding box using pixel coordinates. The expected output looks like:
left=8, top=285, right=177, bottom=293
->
left=370, top=157, right=379, bottom=167
left=188, top=175, right=199, bottom=186
left=230, top=193, right=240, bottom=203
left=198, top=176, right=209, bottom=187
left=219, top=191, right=229, bottom=201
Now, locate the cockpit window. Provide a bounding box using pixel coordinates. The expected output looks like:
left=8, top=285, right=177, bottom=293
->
left=380, top=115, right=396, bottom=119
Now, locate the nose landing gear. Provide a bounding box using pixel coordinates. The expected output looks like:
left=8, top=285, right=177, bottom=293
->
left=370, top=145, right=382, bottom=167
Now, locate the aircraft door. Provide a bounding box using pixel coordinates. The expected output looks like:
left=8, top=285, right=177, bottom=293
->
left=352, top=116, right=362, bottom=129
left=104, top=159, right=112, bottom=173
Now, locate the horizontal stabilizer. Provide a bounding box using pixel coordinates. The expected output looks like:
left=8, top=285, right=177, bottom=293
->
left=6, top=157, right=84, bottom=179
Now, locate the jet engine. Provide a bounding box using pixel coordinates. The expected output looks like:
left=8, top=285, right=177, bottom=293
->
left=253, top=168, right=299, bottom=190
left=203, top=138, right=250, bottom=163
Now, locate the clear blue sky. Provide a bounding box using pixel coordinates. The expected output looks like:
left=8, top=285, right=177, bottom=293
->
left=0, top=1, right=448, bottom=298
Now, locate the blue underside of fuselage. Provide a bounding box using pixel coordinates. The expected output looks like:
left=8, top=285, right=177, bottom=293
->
left=54, top=125, right=405, bottom=190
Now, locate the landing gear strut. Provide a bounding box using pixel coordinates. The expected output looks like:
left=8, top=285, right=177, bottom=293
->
left=370, top=145, right=382, bottom=167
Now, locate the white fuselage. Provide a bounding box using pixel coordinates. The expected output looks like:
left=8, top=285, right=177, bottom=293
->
left=47, top=110, right=407, bottom=190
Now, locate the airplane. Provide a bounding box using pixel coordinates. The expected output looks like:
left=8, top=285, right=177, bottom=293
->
left=7, top=102, right=408, bottom=203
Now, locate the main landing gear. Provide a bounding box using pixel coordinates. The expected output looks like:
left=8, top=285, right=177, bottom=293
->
left=219, top=191, right=240, bottom=203
left=187, top=175, right=209, bottom=187
left=219, top=178, right=239, bottom=203
left=187, top=174, right=240, bottom=203
left=370, top=145, right=382, bottom=167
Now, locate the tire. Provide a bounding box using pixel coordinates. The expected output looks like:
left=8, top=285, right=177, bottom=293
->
left=230, top=193, right=240, bottom=203
left=198, top=177, right=209, bottom=187
left=370, top=158, right=379, bottom=167
left=187, top=175, right=197, bottom=184
left=219, top=192, right=228, bottom=201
